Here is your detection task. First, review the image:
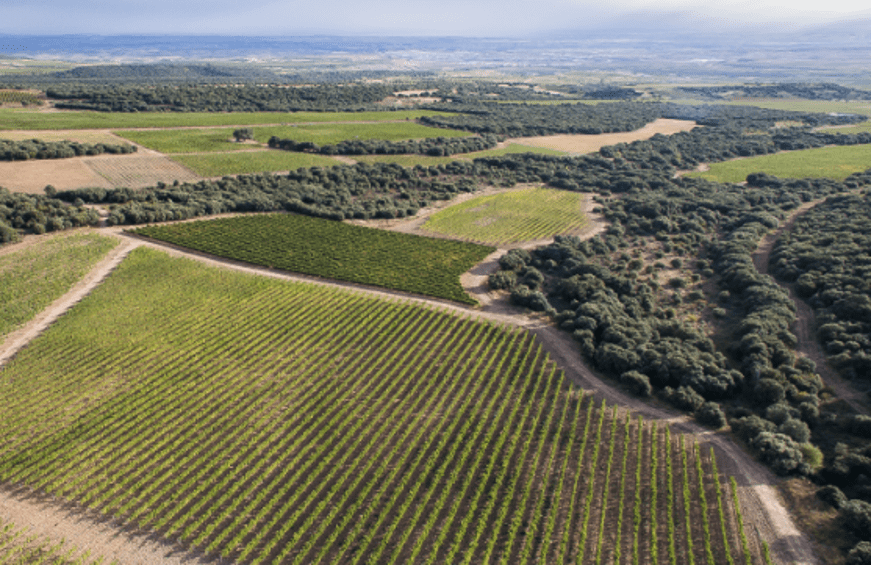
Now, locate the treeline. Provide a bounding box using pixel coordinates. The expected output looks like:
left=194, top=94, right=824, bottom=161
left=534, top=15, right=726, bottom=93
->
left=600, top=127, right=871, bottom=172
left=43, top=83, right=397, bottom=112
left=676, top=83, right=870, bottom=101
left=418, top=101, right=662, bottom=137
left=0, top=138, right=137, bottom=161
left=770, top=192, right=871, bottom=384
left=267, top=133, right=502, bottom=156
left=0, top=188, right=100, bottom=243
left=487, top=169, right=871, bottom=547
left=417, top=100, right=864, bottom=138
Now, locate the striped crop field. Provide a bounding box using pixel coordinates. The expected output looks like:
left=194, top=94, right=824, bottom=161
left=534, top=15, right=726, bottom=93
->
left=0, top=247, right=766, bottom=564
left=422, top=186, right=589, bottom=245
left=0, top=109, right=455, bottom=131
left=0, top=232, right=118, bottom=338
left=132, top=214, right=494, bottom=305
left=171, top=150, right=340, bottom=177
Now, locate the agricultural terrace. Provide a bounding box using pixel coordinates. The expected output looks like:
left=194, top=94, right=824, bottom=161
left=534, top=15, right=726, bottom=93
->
left=0, top=232, right=118, bottom=337
left=0, top=518, right=98, bottom=565
left=132, top=214, right=494, bottom=305
left=422, top=186, right=590, bottom=246
left=686, top=144, right=872, bottom=183
left=0, top=109, right=455, bottom=131
left=0, top=247, right=766, bottom=564
left=114, top=122, right=472, bottom=154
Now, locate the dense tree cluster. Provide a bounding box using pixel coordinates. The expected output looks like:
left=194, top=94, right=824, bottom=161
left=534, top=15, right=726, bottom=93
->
left=600, top=126, right=870, bottom=171
left=0, top=187, right=100, bottom=242
left=418, top=101, right=663, bottom=137
left=0, top=138, right=137, bottom=161
left=267, top=133, right=502, bottom=156
left=43, top=83, right=397, bottom=112
left=770, top=192, right=871, bottom=384
left=676, top=83, right=870, bottom=101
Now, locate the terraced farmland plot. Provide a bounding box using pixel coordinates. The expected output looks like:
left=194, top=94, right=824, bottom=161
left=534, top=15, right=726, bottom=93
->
left=133, top=214, right=494, bottom=305
left=0, top=247, right=765, bottom=564
left=422, top=186, right=589, bottom=245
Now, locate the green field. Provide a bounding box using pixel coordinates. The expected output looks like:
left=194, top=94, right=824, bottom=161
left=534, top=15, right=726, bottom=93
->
left=171, top=150, right=341, bottom=176
left=132, top=214, right=494, bottom=305
left=0, top=246, right=762, bottom=565
left=423, top=186, right=589, bottom=245
left=0, top=232, right=118, bottom=338
left=686, top=144, right=872, bottom=183
left=114, top=122, right=471, bottom=154
left=0, top=109, right=455, bottom=131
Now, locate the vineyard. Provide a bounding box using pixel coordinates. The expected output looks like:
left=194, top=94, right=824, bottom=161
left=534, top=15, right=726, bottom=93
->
left=0, top=232, right=117, bottom=337
left=0, top=247, right=767, bottom=564
left=0, top=519, right=97, bottom=565
left=132, top=214, right=494, bottom=305
left=172, top=150, right=339, bottom=177
left=422, top=186, right=590, bottom=245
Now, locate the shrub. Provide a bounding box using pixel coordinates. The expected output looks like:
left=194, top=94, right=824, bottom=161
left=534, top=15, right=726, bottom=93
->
left=799, top=443, right=824, bottom=472
left=695, top=401, right=727, bottom=428
left=621, top=370, right=652, bottom=397
left=765, top=403, right=794, bottom=425
left=488, top=270, right=517, bottom=290
left=731, top=415, right=777, bottom=443
left=662, top=385, right=704, bottom=412
left=840, top=500, right=872, bottom=538
left=817, top=485, right=848, bottom=509
left=750, top=432, right=804, bottom=475
left=779, top=418, right=811, bottom=443
left=755, top=378, right=786, bottom=406
left=847, top=542, right=870, bottom=565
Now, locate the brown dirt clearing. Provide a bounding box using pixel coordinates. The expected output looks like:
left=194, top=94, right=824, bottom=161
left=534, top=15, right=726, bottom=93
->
left=508, top=118, right=698, bottom=154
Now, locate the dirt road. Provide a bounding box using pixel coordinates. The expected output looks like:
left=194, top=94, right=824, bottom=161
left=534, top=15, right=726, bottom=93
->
left=0, top=209, right=817, bottom=564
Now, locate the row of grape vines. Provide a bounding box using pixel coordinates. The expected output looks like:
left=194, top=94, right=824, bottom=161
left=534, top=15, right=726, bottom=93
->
left=0, top=518, right=97, bottom=565
left=422, top=186, right=589, bottom=246
left=0, top=248, right=767, bottom=564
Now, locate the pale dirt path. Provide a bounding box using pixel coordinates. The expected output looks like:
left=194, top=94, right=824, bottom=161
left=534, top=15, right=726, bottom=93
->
left=0, top=197, right=815, bottom=564
left=751, top=196, right=868, bottom=412
left=0, top=237, right=137, bottom=367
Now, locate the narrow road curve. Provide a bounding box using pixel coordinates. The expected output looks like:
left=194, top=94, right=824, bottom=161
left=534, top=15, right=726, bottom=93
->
left=751, top=196, right=868, bottom=412
left=1, top=211, right=817, bottom=564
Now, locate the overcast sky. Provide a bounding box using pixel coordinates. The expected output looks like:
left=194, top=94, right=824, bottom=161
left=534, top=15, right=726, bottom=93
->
left=1, top=0, right=868, bottom=36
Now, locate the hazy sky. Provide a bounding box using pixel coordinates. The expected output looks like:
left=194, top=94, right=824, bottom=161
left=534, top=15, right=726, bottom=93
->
left=1, top=0, right=869, bottom=36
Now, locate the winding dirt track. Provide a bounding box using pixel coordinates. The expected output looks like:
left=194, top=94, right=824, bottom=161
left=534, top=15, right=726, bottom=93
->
left=751, top=197, right=869, bottom=413
left=0, top=206, right=818, bottom=564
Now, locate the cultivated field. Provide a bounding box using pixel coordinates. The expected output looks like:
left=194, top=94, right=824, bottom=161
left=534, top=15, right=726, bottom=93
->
left=0, top=518, right=97, bottom=565
left=114, top=122, right=472, bottom=154
left=421, top=186, right=589, bottom=245
left=508, top=118, right=698, bottom=154
left=172, top=150, right=340, bottom=177
left=687, top=144, right=872, bottom=183
left=0, top=232, right=118, bottom=337
left=0, top=109, right=455, bottom=131
left=0, top=247, right=766, bottom=565
left=132, top=214, right=495, bottom=305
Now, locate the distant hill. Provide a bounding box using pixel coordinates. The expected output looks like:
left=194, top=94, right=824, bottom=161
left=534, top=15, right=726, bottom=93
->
left=51, top=63, right=281, bottom=81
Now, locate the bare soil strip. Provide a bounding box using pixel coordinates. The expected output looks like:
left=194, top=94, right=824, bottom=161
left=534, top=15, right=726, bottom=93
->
left=0, top=237, right=136, bottom=367
left=0, top=203, right=817, bottom=564
left=507, top=118, right=698, bottom=154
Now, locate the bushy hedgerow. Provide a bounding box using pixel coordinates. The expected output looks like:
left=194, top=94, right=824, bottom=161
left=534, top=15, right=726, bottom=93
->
left=0, top=138, right=136, bottom=161
left=269, top=133, right=502, bottom=156
left=0, top=187, right=100, bottom=240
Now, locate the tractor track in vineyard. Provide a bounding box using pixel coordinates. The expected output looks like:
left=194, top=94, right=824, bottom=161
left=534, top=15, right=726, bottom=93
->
left=0, top=211, right=816, bottom=564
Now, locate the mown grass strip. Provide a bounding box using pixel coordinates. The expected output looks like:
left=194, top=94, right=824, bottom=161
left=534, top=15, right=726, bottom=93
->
left=686, top=143, right=872, bottom=183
